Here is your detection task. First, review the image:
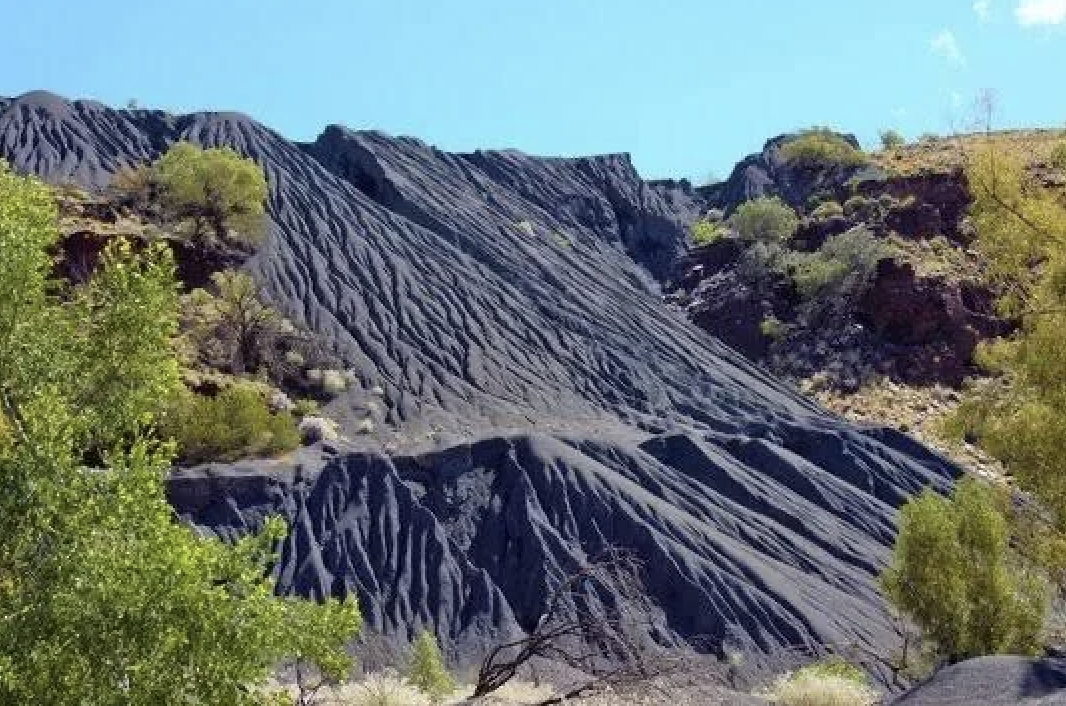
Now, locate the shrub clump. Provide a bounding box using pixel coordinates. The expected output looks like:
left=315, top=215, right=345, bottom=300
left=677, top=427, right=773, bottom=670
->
left=729, top=196, right=799, bottom=243
left=407, top=631, right=455, bottom=703
left=760, top=316, right=788, bottom=341
left=161, top=384, right=301, bottom=464
left=881, top=476, right=1047, bottom=662
left=880, top=129, right=907, bottom=150
left=780, top=129, right=869, bottom=168
left=787, top=228, right=891, bottom=318
left=691, top=218, right=729, bottom=246
left=768, top=658, right=877, bottom=706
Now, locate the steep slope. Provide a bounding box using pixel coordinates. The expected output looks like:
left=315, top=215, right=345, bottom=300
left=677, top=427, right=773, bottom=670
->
left=171, top=428, right=951, bottom=664
left=1, top=91, right=957, bottom=667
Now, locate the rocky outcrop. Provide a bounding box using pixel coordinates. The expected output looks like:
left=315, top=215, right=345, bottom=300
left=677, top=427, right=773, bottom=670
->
left=4, top=91, right=960, bottom=670
left=891, top=656, right=1066, bottom=705
left=698, top=133, right=873, bottom=214
left=859, top=259, right=1007, bottom=385
left=855, top=170, right=971, bottom=241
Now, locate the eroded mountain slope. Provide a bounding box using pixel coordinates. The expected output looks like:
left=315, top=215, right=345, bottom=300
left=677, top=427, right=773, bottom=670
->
left=1, top=90, right=956, bottom=666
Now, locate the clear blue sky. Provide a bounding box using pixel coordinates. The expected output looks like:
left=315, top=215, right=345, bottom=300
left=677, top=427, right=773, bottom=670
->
left=3, top=0, right=1066, bottom=181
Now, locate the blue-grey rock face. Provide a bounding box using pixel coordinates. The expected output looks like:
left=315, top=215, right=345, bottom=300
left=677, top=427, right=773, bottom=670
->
left=2, top=92, right=955, bottom=665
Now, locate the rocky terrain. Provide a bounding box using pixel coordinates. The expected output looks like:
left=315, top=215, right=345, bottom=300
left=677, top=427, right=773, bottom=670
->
left=1, top=91, right=964, bottom=684
left=659, top=132, right=1006, bottom=389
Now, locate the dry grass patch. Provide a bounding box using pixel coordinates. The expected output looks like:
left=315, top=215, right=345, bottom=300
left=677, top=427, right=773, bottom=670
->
left=766, top=670, right=877, bottom=706
left=808, top=376, right=1004, bottom=482
left=871, top=128, right=1066, bottom=176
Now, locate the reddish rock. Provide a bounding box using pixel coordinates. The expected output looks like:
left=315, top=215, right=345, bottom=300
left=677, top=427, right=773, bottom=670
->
left=859, top=259, right=1008, bottom=384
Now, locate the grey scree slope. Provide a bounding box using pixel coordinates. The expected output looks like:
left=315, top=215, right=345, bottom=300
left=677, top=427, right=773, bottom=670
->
left=2, top=91, right=955, bottom=663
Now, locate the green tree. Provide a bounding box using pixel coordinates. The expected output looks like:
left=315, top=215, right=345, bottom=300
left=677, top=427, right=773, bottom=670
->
left=950, top=143, right=1066, bottom=542
left=154, top=141, right=269, bottom=246
left=407, top=631, right=455, bottom=703
left=182, top=269, right=284, bottom=374
left=881, top=477, right=1046, bottom=662
left=729, top=196, right=799, bottom=243
left=0, top=162, right=360, bottom=704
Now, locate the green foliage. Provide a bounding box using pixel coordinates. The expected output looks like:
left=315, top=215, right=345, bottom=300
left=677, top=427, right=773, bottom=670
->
left=842, top=195, right=883, bottom=223
left=154, top=141, right=268, bottom=245
left=0, top=162, right=359, bottom=703
left=407, top=632, right=455, bottom=703
left=691, top=218, right=729, bottom=246
left=760, top=316, right=788, bottom=341
left=161, top=384, right=301, bottom=464
left=881, top=477, right=1046, bottom=662
left=182, top=269, right=284, bottom=375
left=71, top=239, right=182, bottom=455
left=729, top=196, right=799, bottom=243
left=780, top=129, right=869, bottom=168
left=880, top=129, right=907, bottom=150
left=792, top=257, right=851, bottom=302
left=787, top=228, right=891, bottom=320
left=293, top=397, right=321, bottom=418
left=810, top=200, right=844, bottom=220
left=949, top=143, right=1066, bottom=551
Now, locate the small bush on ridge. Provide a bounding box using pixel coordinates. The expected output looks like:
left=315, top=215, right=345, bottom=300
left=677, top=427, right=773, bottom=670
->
left=880, top=129, right=907, bottom=149
left=691, top=218, right=729, bottom=245
left=780, top=129, right=868, bottom=168
left=730, top=196, right=799, bottom=243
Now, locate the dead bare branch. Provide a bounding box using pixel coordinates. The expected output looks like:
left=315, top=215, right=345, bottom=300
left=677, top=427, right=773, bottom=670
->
left=471, top=547, right=676, bottom=702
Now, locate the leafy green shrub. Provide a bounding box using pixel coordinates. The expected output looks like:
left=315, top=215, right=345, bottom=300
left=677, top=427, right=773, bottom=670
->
left=293, top=397, right=320, bottom=418
left=880, top=129, right=907, bottom=150
left=810, top=200, right=844, bottom=220
left=730, top=196, right=799, bottom=243
left=691, top=218, right=729, bottom=246
left=780, top=129, right=869, bottom=168
left=760, top=316, right=788, bottom=341
left=882, top=477, right=1047, bottom=662
left=788, top=228, right=892, bottom=320
left=161, top=384, right=301, bottom=463
left=153, top=141, right=268, bottom=245
left=407, top=631, right=455, bottom=703
left=792, top=257, right=851, bottom=302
